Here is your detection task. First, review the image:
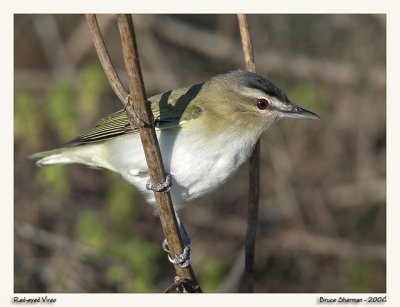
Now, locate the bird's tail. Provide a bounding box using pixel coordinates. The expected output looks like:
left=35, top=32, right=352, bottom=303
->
left=30, top=148, right=75, bottom=167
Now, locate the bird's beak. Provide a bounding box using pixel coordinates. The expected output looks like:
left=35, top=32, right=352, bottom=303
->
left=280, top=104, right=320, bottom=120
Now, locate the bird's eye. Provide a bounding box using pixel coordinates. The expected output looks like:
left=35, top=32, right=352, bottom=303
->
left=256, top=98, right=269, bottom=110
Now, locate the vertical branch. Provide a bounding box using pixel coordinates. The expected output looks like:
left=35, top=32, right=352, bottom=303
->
left=237, top=15, right=256, bottom=73
left=85, top=15, right=129, bottom=103
left=86, top=14, right=201, bottom=293
left=237, top=14, right=260, bottom=293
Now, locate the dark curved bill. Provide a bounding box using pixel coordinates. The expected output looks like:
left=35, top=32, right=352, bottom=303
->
left=281, top=105, right=320, bottom=120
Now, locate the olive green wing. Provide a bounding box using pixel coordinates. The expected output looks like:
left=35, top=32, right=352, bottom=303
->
left=66, top=83, right=204, bottom=146
left=66, top=109, right=133, bottom=146
left=67, top=107, right=183, bottom=146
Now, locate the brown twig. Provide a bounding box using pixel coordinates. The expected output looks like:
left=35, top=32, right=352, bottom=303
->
left=86, top=14, right=201, bottom=293
left=85, top=14, right=129, bottom=104
left=237, top=13, right=259, bottom=293
left=237, top=15, right=255, bottom=73
left=163, top=277, right=200, bottom=293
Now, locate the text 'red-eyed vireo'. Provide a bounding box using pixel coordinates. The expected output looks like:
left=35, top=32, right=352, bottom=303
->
left=33, top=70, right=319, bottom=266
left=32, top=70, right=319, bottom=209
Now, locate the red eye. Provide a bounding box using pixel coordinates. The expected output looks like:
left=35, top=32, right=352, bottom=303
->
left=256, top=98, right=269, bottom=110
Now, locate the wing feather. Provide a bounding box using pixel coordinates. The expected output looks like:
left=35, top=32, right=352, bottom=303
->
left=66, top=83, right=204, bottom=146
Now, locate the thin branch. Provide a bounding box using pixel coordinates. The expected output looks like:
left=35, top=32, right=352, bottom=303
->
left=86, top=14, right=201, bottom=292
left=237, top=15, right=255, bottom=73
left=237, top=13, right=259, bottom=293
left=85, top=14, right=129, bottom=104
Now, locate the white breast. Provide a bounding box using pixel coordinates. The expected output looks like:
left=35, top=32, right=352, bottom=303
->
left=100, top=126, right=258, bottom=209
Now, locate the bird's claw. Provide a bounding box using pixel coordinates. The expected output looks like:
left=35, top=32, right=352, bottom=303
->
left=162, top=239, right=191, bottom=268
left=146, top=173, right=172, bottom=192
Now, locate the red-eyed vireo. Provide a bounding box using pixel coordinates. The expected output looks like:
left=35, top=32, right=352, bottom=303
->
left=32, top=70, right=319, bottom=209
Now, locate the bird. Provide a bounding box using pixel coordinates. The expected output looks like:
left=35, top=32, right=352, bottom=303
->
left=32, top=70, right=319, bottom=265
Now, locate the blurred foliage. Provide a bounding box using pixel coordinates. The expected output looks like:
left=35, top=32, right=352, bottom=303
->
left=105, top=173, right=140, bottom=230
left=38, top=166, right=70, bottom=198
left=78, top=63, right=107, bottom=108
left=75, top=210, right=108, bottom=251
left=76, top=62, right=108, bottom=126
left=199, top=257, right=229, bottom=292
left=75, top=207, right=160, bottom=292
left=339, top=259, right=377, bottom=292
left=14, top=90, right=41, bottom=151
left=45, top=83, right=77, bottom=141
left=290, top=81, right=319, bottom=111
left=345, top=260, right=372, bottom=292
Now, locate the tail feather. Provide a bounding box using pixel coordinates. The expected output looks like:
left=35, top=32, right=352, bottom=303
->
left=30, top=148, right=74, bottom=167
left=30, top=143, right=111, bottom=170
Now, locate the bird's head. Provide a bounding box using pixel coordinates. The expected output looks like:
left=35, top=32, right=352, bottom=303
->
left=200, top=70, right=319, bottom=138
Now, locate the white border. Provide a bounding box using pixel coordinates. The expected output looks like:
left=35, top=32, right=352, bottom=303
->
left=3, top=1, right=399, bottom=306
left=6, top=0, right=391, bottom=14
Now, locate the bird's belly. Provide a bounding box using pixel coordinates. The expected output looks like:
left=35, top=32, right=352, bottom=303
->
left=105, top=130, right=255, bottom=209
left=167, top=132, right=255, bottom=208
left=169, top=149, right=242, bottom=205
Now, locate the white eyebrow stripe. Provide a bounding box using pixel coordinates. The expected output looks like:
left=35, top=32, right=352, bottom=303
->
left=235, top=86, right=290, bottom=111
left=236, top=86, right=267, bottom=99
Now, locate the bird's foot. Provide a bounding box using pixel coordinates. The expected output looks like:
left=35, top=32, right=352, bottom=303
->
left=146, top=173, right=172, bottom=192
left=162, top=239, right=191, bottom=268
